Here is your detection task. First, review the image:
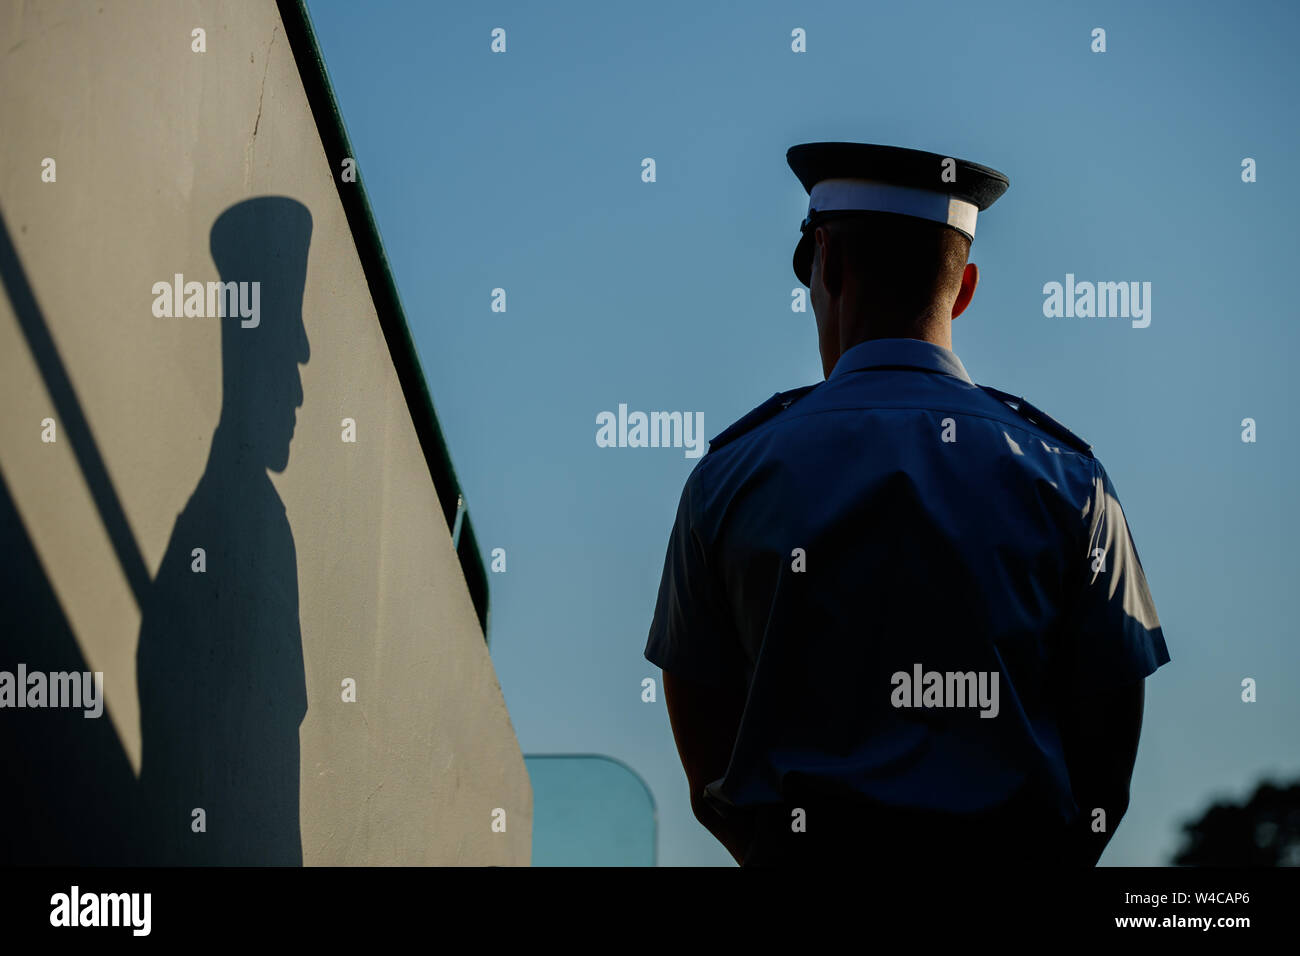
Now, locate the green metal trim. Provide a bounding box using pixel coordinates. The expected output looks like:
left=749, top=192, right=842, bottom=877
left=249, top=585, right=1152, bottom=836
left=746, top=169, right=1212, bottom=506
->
left=276, top=0, right=490, bottom=639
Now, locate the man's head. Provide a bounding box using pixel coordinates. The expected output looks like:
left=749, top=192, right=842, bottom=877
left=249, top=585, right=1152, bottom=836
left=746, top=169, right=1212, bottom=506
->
left=210, top=196, right=313, bottom=474
left=808, top=212, right=978, bottom=376
left=785, top=143, right=1010, bottom=377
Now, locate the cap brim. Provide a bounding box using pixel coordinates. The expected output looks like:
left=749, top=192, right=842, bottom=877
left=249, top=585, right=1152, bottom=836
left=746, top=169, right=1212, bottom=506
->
left=793, top=232, right=813, bottom=287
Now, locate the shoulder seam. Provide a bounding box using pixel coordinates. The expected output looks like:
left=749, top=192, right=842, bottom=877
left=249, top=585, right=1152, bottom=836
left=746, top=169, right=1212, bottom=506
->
left=977, top=385, right=1092, bottom=457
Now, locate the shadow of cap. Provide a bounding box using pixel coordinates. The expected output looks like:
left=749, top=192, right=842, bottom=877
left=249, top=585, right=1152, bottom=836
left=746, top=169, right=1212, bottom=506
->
left=210, top=196, right=313, bottom=280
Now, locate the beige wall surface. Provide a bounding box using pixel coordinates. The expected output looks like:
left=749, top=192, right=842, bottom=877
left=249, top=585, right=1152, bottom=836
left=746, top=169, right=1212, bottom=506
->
left=0, top=0, right=530, bottom=864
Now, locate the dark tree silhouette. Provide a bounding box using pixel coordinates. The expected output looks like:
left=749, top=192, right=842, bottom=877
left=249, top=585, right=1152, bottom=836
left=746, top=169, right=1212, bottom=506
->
left=1172, top=779, right=1300, bottom=866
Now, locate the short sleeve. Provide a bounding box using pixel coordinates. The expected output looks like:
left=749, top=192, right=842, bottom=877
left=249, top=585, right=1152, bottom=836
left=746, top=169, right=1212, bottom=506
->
left=1065, top=460, right=1171, bottom=687
left=644, top=475, right=743, bottom=688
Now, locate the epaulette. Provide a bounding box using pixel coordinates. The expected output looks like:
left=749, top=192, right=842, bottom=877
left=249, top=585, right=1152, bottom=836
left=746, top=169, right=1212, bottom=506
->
left=707, top=383, right=820, bottom=454
left=978, top=384, right=1093, bottom=457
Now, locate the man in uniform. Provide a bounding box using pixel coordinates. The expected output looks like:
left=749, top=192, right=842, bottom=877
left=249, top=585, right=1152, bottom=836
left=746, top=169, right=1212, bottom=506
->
left=644, top=142, right=1171, bottom=867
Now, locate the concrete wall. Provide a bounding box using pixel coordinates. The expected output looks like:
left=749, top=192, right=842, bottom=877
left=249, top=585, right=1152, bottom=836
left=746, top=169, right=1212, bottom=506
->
left=0, top=0, right=530, bottom=864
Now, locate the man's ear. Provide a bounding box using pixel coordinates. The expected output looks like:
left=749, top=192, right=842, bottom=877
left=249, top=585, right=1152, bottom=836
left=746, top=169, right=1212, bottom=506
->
left=951, top=261, right=979, bottom=319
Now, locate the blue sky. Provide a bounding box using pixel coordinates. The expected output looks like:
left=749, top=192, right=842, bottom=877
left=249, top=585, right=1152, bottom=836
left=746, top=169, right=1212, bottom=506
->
left=304, top=0, right=1300, bottom=865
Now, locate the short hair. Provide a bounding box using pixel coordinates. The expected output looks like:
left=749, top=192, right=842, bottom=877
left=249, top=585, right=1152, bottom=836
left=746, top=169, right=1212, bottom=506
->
left=818, top=212, right=971, bottom=309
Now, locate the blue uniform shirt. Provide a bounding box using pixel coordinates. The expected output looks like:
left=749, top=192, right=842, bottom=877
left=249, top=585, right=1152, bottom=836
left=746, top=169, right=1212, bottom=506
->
left=645, top=337, right=1170, bottom=828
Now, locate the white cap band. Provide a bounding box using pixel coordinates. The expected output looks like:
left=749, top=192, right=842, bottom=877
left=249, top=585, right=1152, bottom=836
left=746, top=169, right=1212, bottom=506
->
left=807, top=178, right=978, bottom=238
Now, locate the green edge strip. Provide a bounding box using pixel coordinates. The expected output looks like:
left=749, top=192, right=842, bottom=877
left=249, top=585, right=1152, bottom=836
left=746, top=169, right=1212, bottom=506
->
left=276, top=0, right=490, bottom=640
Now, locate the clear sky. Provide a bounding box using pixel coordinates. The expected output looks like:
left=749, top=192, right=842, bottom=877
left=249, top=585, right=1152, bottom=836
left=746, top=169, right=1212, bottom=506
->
left=303, top=0, right=1300, bottom=865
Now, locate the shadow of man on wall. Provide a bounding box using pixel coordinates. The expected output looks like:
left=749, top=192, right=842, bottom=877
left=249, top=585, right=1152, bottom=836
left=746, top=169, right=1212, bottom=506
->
left=136, top=197, right=312, bottom=865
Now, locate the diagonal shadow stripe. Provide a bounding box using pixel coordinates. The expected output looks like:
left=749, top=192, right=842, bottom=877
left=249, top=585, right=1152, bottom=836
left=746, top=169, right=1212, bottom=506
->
left=0, top=204, right=151, bottom=608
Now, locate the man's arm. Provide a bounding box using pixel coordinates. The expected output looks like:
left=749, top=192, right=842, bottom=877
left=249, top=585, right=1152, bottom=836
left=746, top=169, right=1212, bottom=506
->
left=1058, top=675, right=1145, bottom=865
left=662, top=668, right=754, bottom=865
left=1056, top=460, right=1168, bottom=864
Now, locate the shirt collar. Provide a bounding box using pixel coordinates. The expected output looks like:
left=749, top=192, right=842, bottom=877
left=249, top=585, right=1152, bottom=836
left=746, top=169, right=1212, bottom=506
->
left=827, top=337, right=974, bottom=385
